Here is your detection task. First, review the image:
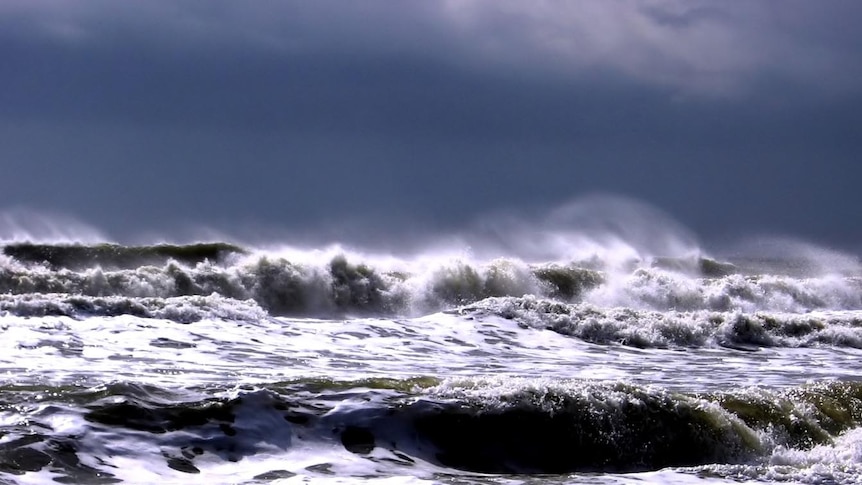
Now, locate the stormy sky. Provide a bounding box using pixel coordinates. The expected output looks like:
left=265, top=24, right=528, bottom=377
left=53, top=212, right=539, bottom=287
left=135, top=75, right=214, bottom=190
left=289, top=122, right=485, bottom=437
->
left=1, top=1, right=860, bottom=249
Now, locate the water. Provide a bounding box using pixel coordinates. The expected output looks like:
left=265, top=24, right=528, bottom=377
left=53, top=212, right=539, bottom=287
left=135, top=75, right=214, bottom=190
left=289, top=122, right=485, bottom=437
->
left=1, top=214, right=861, bottom=483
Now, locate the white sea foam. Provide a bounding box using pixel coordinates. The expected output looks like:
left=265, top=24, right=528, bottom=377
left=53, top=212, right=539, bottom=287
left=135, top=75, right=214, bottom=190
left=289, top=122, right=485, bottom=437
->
left=1, top=308, right=861, bottom=393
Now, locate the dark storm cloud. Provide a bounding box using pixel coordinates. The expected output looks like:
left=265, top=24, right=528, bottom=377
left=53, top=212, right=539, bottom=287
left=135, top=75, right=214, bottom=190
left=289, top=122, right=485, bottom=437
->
left=0, top=1, right=861, bottom=246
left=2, top=0, right=859, bottom=138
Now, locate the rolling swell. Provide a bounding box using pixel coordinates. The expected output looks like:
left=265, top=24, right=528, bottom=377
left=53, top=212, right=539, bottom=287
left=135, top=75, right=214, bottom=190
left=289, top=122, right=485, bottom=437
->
left=401, top=388, right=754, bottom=473
left=1, top=379, right=862, bottom=478
left=3, top=243, right=245, bottom=270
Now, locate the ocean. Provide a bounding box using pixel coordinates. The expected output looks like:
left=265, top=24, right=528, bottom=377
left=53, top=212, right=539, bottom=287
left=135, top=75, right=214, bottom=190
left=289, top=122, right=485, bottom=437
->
left=1, top=228, right=862, bottom=484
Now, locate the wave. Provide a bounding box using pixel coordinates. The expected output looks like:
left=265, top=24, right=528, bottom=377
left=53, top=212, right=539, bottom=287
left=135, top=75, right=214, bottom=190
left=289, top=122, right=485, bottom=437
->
left=1, top=379, right=861, bottom=481
left=0, top=242, right=603, bottom=317
left=0, top=293, right=265, bottom=323
left=1, top=242, right=860, bottom=321
left=2, top=242, right=246, bottom=270
left=464, top=296, right=862, bottom=349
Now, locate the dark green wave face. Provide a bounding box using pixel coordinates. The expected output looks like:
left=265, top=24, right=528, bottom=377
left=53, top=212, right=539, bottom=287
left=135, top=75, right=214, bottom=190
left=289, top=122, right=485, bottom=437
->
left=1, top=379, right=861, bottom=478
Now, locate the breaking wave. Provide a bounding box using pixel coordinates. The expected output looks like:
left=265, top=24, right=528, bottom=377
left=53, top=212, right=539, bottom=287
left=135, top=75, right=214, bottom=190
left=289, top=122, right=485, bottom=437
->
left=0, top=241, right=859, bottom=322
left=463, top=296, right=862, bottom=348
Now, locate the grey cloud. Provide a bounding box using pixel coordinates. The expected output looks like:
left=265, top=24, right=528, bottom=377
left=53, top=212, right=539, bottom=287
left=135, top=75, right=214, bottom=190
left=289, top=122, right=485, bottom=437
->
left=0, top=1, right=453, bottom=59
left=440, top=0, right=862, bottom=95
left=3, top=1, right=862, bottom=95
